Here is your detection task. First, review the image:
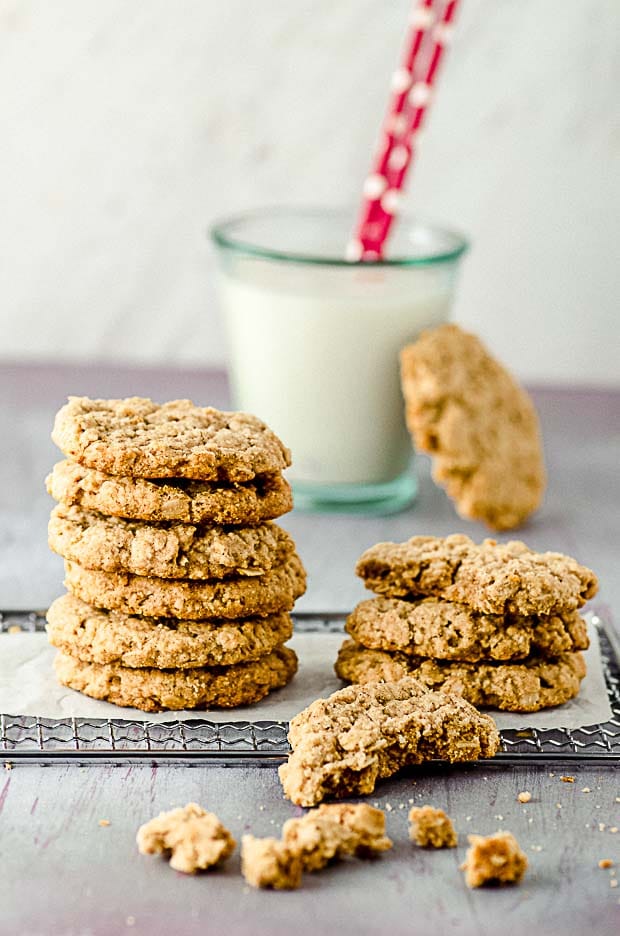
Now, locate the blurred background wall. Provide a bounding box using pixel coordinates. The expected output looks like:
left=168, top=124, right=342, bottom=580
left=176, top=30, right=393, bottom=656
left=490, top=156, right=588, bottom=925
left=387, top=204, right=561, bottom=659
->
left=0, top=0, right=618, bottom=384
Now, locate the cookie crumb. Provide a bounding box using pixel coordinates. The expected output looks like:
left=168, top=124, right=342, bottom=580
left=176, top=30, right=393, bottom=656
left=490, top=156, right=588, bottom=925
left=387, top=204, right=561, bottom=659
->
left=126, top=917, right=135, bottom=928
left=531, top=845, right=543, bottom=852
left=494, top=814, right=504, bottom=821
left=599, top=859, right=614, bottom=869
left=98, top=819, right=111, bottom=827
left=8, top=625, right=21, bottom=634
left=549, top=772, right=555, bottom=778
left=241, top=836, right=302, bottom=890
left=385, top=803, right=393, bottom=812
left=611, top=879, right=618, bottom=889
left=4, top=762, right=13, bottom=771
left=517, top=792, right=531, bottom=804
left=409, top=806, right=457, bottom=849
left=599, top=823, right=607, bottom=832
left=560, top=776, right=575, bottom=783
left=581, top=787, right=591, bottom=793
left=137, top=803, right=235, bottom=874
left=461, top=832, right=528, bottom=888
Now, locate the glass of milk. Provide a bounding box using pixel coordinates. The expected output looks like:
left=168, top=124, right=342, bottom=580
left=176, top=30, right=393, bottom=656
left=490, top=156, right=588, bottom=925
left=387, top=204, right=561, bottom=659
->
left=211, top=208, right=467, bottom=513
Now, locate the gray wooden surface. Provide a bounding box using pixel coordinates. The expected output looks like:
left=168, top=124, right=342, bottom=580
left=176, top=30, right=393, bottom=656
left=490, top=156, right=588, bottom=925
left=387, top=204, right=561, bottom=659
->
left=0, top=363, right=619, bottom=936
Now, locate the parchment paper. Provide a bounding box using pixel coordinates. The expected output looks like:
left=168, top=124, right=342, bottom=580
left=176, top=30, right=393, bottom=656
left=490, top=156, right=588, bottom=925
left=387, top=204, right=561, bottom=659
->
left=0, top=619, right=612, bottom=731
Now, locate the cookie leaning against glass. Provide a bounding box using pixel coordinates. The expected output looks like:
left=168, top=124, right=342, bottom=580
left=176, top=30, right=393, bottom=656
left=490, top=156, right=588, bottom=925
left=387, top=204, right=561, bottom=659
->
left=335, top=534, right=597, bottom=713
left=46, top=396, right=305, bottom=712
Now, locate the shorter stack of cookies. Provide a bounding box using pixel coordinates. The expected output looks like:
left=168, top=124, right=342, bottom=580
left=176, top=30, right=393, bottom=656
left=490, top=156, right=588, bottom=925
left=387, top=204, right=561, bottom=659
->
left=336, top=534, right=598, bottom=713
left=46, top=396, right=306, bottom=712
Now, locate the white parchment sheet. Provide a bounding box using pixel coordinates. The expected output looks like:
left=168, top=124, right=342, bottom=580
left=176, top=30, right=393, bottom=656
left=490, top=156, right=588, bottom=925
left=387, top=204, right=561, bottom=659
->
left=0, top=619, right=612, bottom=731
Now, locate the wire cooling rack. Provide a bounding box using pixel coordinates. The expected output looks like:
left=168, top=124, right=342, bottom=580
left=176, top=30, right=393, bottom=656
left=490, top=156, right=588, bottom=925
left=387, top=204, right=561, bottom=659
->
left=0, top=610, right=618, bottom=766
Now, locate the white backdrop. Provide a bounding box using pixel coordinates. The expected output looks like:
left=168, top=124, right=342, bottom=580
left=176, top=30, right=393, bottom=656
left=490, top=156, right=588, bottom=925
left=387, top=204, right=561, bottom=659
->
left=1, top=0, right=618, bottom=384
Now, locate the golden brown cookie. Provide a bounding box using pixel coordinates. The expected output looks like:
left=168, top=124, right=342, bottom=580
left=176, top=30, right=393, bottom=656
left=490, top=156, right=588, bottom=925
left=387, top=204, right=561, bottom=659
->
left=47, top=460, right=293, bottom=524
left=346, top=596, right=589, bottom=662
left=335, top=639, right=587, bottom=712
left=48, top=504, right=295, bottom=580
left=63, top=553, right=306, bottom=619
left=241, top=837, right=303, bottom=890
left=400, top=324, right=546, bottom=530
left=408, top=806, right=457, bottom=848
left=52, top=396, right=291, bottom=481
left=357, top=534, right=598, bottom=616
left=46, top=594, right=293, bottom=669
left=54, top=644, right=298, bottom=712
left=137, top=803, right=235, bottom=873
left=279, top=678, right=500, bottom=806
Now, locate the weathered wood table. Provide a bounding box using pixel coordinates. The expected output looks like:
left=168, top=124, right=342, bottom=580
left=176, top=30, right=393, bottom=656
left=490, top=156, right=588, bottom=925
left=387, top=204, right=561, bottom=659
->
left=0, top=364, right=618, bottom=936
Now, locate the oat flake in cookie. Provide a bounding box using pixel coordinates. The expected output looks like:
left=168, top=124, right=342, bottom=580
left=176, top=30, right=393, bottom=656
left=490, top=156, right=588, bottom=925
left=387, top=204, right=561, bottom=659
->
left=400, top=323, right=546, bottom=530
left=52, top=396, right=291, bottom=481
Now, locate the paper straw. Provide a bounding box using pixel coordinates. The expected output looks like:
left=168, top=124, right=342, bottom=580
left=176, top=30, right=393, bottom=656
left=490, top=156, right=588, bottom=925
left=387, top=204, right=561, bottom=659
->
left=349, top=0, right=461, bottom=261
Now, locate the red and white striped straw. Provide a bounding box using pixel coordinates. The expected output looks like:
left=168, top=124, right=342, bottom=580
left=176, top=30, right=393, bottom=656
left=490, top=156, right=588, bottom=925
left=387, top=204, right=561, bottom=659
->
left=349, top=0, right=461, bottom=261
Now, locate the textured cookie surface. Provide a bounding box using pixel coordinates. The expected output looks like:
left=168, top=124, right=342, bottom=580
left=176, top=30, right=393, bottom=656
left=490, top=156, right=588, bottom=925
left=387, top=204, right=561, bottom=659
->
left=64, top=553, right=306, bottom=619
left=47, top=460, right=292, bottom=524
left=346, top=596, right=589, bottom=662
left=46, top=594, right=293, bottom=669
left=462, top=832, right=528, bottom=888
left=335, top=640, right=586, bottom=712
left=357, top=534, right=598, bottom=615
left=52, top=397, right=291, bottom=481
left=49, top=504, right=295, bottom=580
left=54, top=645, right=298, bottom=712
left=279, top=678, right=499, bottom=806
left=400, top=324, right=546, bottom=530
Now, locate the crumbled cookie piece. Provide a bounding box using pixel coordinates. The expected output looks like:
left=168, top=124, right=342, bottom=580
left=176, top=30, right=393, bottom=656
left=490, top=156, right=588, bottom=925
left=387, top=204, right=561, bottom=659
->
left=282, top=803, right=392, bottom=870
left=46, top=594, right=293, bottom=669
left=346, top=596, right=588, bottom=662
left=408, top=806, right=457, bottom=848
left=461, top=832, right=528, bottom=888
left=356, top=534, right=597, bottom=616
left=54, top=645, right=297, bottom=712
left=137, top=803, right=235, bottom=873
left=335, top=640, right=587, bottom=712
left=63, top=552, right=306, bottom=619
left=49, top=504, right=295, bottom=579
left=52, top=396, right=291, bottom=481
left=598, top=859, right=614, bottom=869
left=517, top=792, right=532, bottom=804
left=400, top=323, right=546, bottom=530
left=241, top=836, right=302, bottom=890
left=279, top=678, right=499, bottom=807
left=560, top=775, right=575, bottom=783
left=46, top=460, right=292, bottom=524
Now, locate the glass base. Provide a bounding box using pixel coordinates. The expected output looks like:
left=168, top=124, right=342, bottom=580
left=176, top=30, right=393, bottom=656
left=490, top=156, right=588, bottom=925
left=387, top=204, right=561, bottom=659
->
left=291, top=471, right=417, bottom=515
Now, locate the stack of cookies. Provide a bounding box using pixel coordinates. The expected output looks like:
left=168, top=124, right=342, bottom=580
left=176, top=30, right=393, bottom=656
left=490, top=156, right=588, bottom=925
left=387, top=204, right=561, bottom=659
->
left=335, top=534, right=598, bottom=713
left=45, top=396, right=306, bottom=712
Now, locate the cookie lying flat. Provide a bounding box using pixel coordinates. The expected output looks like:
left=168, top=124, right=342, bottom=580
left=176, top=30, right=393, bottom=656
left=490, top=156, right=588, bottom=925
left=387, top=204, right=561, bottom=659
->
left=346, top=596, right=589, bottom=662
left=46, top=594, right=293, bottom=669
left=52, top=396, right=291, bottom=481
left=400, top=324, right=545, bottom=530
left=64, top=553, right=306, bottom=619
left=335, top=640, right=586, bottom=712
left=357, top=534, right=598, bottom=616
left=54, top=644, right=298, bottom=712
left=279, top=678, right=499, bottom=806
left=46, top=460, right=292, bottom=524
left=49, top=504, right=295, bottom=580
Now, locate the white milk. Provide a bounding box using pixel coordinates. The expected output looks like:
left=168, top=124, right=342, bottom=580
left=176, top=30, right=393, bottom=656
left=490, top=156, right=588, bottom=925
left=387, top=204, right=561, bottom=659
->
left=219, top=260, right=453, bottom=486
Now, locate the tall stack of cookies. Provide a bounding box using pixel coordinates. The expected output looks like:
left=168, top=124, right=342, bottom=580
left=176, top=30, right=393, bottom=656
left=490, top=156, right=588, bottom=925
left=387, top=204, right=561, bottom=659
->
left=336, top=535, right=598, bottom=713
left=45, top=396, right=306, bottom=712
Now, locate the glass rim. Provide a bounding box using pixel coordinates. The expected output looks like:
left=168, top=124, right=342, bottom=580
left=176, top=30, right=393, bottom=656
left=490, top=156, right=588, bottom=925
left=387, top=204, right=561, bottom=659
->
left=209, top=206, right=469, bottom=267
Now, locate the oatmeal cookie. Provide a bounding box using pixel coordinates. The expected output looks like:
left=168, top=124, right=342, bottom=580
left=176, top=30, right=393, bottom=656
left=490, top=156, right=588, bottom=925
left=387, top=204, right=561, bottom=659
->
left=461, top=831, right=528, bottom=887
left=46, top=594, right=293, bottom=668
left=54, top=644, right=298, bottom=712
left=63, top=553, right=306, bottom=619
left=52, top=396, right=291, bottom=481
left=357, top=534, right=597, bottom=615
left=346, top=596, right=588, bottom=662
left=335, top=640, right=586, bottom=712
left=400, top=324, right=546, bottom=530
left=49, top=504, right=295, bottom=580
left=279, top=678, right=499, bottom=806
left=137, top=803, right=235, bottom=873
left=408, top=806, right=457, bottom=848
left=46, top=460, right=292, bottom=524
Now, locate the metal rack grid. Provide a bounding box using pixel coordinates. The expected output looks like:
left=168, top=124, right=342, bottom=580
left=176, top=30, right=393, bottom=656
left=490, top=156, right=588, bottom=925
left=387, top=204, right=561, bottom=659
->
left=1, top=609, right=618, bottom=765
